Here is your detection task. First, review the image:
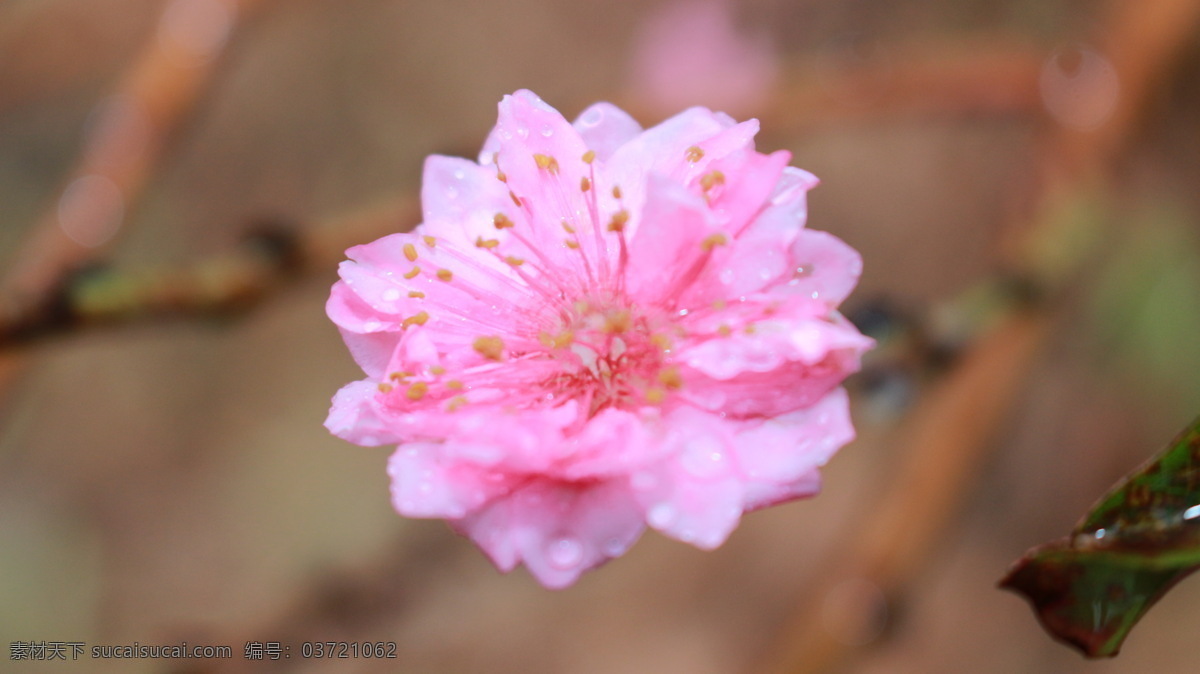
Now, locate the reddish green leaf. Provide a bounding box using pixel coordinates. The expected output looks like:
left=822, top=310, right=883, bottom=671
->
left=1000, top=415, right=1200, bottom=657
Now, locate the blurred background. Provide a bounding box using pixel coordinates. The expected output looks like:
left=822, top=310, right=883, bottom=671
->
left=1, top=0, right=1199, bottom=672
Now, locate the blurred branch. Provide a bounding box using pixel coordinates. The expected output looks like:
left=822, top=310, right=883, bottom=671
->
left=0, top=197, right=418, bottom=347
left=0, top=0, right=269, bottom=399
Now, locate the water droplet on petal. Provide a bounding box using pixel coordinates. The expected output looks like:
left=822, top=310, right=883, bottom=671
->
left=719, top=269, right=735, bottom=285
left=681, top=437, right=726, bottom=479
left=546, top=537, right=584, bottom=569
left=540, top=125, right=554, bottom=137
left=517, top=126, right=530, bottom=139
left=600, top=539, right=623, bottom=556
left=453, top=169, right=466, bottom=180
left=648, top=502, right=677, bottom=528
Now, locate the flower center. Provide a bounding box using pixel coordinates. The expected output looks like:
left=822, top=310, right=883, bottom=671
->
left=536, top=295, right=680, bottom=416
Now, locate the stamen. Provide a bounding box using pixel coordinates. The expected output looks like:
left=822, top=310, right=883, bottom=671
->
left=685, top=145, right=705, bottom=162
left=436, top=269, right=454, bottom=282
left=657, top=367, right=683, bottom=389
left=404, top=266, right=421, bottom=279
left=429, top=365, right=446, bottom=375
left=701, top=233, right=728, bottom=251
left=408, top=291, right=425, bottom=298
left=504, top=255, right=525, bottom=266
left=580, top=177, right=591, bottom=192
left=700, top=170, right=726, bottom=191
left=446, top=395, right=468, bottom=412
left=475, top=237, right=500, bottom=249
left=533, top=153, right=560, bottom=174
left=446, top=380, right=464, bottom=390
left=645, top=387, right=666, bottom=404
left=473, top=336, right=505, bottom=361
left=377, top=382, right=393, bottom=393
left=608, top=209, right=629, bottom=232
left=565, top=240, right=580, bottom=250
left=494, top=213, right=515, bottom=229
left=403, top=243, right=418, bottom=261
left=406, top=382, right=428, bottom=401
left=509, top=191, right=522, bottom=207
left=402, top=311, right=429, bottom=329
left=612, top=185, right=622, bottom=199
left=422, top=235, right=437, bottom=248
left=582, top=150, right=596, bottom=164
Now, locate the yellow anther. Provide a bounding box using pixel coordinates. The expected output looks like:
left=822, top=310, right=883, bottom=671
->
left=582, top=149, right=596, bottom=164
left=657, top=367, right=683, bottom=390
left=607, top=209, right=630, bottom=232
left=561, top=220, right=576, bottom=234
left=406, top=382, right=428, bottom=401
left=402, top=311, right=430, bottom=329
left=712, top=299, right=727, bottom=310
left=404, top=266, right=420, bottom=279
left=445, top=380, right=464, bottom=390
left=436, top=269, right=454, bottom=282
left=533, top=153, right=560, bottom=174
left=539, top=330, right=574, bottom=348
left=701, top=233, right=729, bottom=251
left=509, top=191, right=522, bottom=206
left=685, top=145, right=705, bottom=162
left=494, top=213, right=515, bottom=229
left=645, top=387, right=666, bottom=404
left=473, top=335, right=504, bottom=361
left=564, top=240, right=580, bottom=250
left=403, top=243, right=418, bottom=262
left=408, top=291, right=425, bottom=298
left=377, top=382, right=393, bottom=393
left=580, top=177, right=591, bottom=192
left=504, top=255, right=525, bottom=266
left=718, top=324, right=732, bottom=337
left=475, top=236, right=500, bottom=249
left=422, top=235, right=437, bottom=248
left=603, top=310, right=631, bottom=334
left=744, top=324, right=757, bottom=334
left=429, top=365, right=446, bottom=375
left=446, top=395, right=468, bottom=412
left=700, top=170, right=726, bottom=192
left=496, top=170, right=508, bottom=183
left=388, top=371, right=410, bottom=381
left=612, top=185, right=623, bottom=199
left=650, top=333, right=672, bottom=351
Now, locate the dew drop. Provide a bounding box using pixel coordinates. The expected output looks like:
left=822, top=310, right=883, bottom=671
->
left=453, top=169, right=466, bottom=180
left=793, top=264, right=814, bottom=278
left=546, top=537, right=584, bottom=569
left=602, top=537, right=625, bottom=556
left=719, top=269, right=735, bottom=285
left=648, top=502, right=677, bottom=528
left=517, top=126, right=530, bottom=139
left=1185, top=505, right=1200, bottom=521
left=540, top=125, right=554, bottom=137
left=681, top=437, right=725, bottom=479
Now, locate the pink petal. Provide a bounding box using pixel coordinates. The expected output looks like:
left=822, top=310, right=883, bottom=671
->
left=775, top=229, right=866, bottom=307
left=453, top=478, right=646, bottom=589
left=572, top=102, right=642, bottom=162
left=632, top=408, right=745, bottom=549
left=325, top=380, right=405, bottom=446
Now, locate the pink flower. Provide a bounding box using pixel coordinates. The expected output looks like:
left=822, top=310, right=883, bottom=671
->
left=326, top=90, right=872, bottom=588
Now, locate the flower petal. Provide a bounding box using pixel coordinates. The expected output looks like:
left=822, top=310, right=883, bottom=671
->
left=572, top=102, right=642, bottom=162
left=453, top=478, right=646, bottom=589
